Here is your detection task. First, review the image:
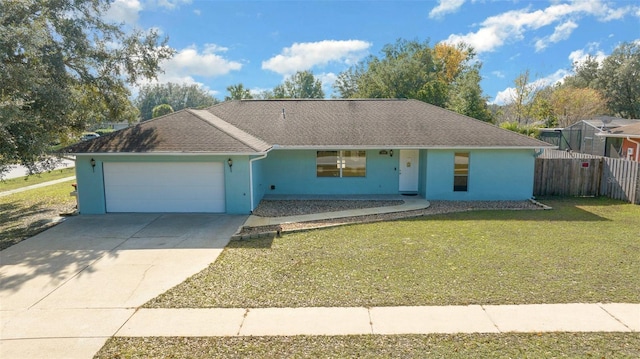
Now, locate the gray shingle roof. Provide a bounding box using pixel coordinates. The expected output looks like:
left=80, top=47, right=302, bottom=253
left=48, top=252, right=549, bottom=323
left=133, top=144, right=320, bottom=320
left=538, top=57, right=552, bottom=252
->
left=64, top=109, right=262, bottom=154
left=66, top=99, right=552, bottom=154
left=206, top=99, right=551, bottom=148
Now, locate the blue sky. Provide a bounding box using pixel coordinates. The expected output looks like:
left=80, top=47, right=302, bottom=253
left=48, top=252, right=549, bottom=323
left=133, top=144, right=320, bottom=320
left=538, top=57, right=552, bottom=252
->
left=106, top=0, right=640, bottom=104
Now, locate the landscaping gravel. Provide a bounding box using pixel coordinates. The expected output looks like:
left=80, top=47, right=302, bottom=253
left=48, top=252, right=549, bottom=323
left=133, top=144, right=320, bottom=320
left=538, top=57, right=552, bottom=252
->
left=238, top=199, right=544, bottom=236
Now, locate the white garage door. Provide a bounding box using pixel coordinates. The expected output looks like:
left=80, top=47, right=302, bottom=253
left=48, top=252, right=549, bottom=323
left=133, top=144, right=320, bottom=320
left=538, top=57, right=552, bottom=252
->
left=103, top=162, right=225, bottom=213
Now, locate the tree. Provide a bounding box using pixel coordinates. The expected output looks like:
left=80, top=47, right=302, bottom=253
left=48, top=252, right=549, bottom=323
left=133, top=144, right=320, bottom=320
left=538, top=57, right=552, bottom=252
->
left=273, top=71, right=325, bottom=98
left=596, top=42, right=640, bottom=118
left=333, top=39, right=489, bottom=117
left=550, top=87, right=607, bottom=127
left=152, top=104, right=174, bottom=118
left=0, top=0, right=174, bottom=177
left=225, top=83, right=253, bottom=101
left=563, top=56, right=600, bottom=89
left=509, top=70, right=540, bottom=125
left=136, top=82, right=218, bottom=121
left=448, top=68, right=493, bottom=122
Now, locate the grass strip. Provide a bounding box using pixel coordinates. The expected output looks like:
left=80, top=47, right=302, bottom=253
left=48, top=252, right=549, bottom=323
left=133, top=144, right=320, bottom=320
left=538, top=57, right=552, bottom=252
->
left=147, top=197, right=640, bottom=308
left=95, top=333, right=640, bottom=359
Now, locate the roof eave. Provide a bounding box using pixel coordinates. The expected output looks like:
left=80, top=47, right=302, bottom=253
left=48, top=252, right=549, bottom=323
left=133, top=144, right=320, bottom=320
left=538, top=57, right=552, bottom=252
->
left=273, top=145, right=555, bottom=150
left=69, top=151, right=270, bottom=156
left=595, top=133, right=640, bottom=138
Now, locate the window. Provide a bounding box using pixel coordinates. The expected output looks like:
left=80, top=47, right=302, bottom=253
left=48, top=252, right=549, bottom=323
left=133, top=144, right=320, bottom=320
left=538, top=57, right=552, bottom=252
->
left=317, top=150, right=366, bottom=177
left=454, top=153, right=469, bottom=192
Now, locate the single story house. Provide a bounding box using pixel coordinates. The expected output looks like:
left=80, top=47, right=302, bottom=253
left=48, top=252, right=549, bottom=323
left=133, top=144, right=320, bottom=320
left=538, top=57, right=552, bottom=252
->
left=596, top=122, right=640, bottom=162
left=64, top=99, right=553, bottom=214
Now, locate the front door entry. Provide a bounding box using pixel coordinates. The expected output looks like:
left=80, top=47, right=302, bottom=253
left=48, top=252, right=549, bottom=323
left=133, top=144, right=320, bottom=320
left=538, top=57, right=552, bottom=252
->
left=399, top=149, right=419, bottom=192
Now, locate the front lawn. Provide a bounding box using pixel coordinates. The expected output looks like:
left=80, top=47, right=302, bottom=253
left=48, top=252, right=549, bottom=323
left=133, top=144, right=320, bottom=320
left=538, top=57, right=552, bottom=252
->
left=96, top=333, right=640, bottom=359
left=0, top=181, right=77, bottom=250
left=147, top=197, right=640, bottom=308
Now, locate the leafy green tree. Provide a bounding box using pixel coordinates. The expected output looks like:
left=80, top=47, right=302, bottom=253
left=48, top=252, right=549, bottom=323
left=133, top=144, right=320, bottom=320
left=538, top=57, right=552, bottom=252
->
left=152, top=104, right=174, bottom=118
left=0, top=0, right=174, bottom=176
left=563, top=56, right=600, bottom=89
left=596, top=42, right=640, bottom=118
left=136, top=82, right=218, bottom=121
left=333, top=39, right=488, bottom=116
left=448, top=68, right=493, bottom=122
left=273, top=71, right=325, bottom=98
left=225, top=83, right=253, bottom=101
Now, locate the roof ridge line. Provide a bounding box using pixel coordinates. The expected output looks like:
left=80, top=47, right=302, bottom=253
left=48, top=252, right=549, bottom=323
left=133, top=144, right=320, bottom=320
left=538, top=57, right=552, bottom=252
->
left=187, top=109, right=272, bottom=152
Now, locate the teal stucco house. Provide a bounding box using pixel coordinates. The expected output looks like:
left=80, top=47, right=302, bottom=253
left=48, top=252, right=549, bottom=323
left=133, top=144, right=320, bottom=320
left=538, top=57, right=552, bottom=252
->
left=65, top=99, right=553, bottom=214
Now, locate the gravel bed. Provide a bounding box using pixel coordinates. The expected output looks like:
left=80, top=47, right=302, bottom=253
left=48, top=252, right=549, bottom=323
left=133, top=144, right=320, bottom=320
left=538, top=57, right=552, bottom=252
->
left=252, top=200, right=404, bottom=217
left=238, top=200, right=544, bottom=236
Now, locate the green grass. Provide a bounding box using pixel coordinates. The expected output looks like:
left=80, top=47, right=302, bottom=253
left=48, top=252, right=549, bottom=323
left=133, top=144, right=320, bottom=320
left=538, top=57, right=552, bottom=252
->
left=147, top=197, right=640, bottom=308
left=0, top=180, right=77, bottom=250
left=0, top=167, right=75, bottom=192
left=95, top=333, right=640, bottom=358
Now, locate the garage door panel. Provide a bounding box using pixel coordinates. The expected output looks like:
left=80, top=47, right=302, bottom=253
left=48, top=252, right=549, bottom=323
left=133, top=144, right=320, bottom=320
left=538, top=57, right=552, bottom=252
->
left=103, top=162, right=225, bottom=213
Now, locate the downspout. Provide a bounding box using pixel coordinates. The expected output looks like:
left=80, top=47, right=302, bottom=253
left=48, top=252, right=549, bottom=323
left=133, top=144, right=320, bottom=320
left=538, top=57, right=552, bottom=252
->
left=627, top=136, right=640, bottom=162
left=249, top=151, right=270, bottom=212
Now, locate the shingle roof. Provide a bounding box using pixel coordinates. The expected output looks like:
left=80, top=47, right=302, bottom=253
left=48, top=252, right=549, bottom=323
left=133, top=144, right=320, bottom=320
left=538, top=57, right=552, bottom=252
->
left=205, top=99, right=551, bottom=148
left=66, top=99, right=552, bottom=154
left=596, top=122, right=640, bottom=138
left=64, top=109, right=263, bottom=154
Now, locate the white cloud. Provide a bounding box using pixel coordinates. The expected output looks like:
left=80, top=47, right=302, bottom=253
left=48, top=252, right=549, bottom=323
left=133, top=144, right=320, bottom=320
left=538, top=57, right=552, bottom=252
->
left=147, top=0, right=191, bottom=10
left=262, top=40, right=371, bottom=75
left=443, top=0, right=636, bottom=54
left=429, top=0, right=466, bottom=19
left=492, top=69, right=569, bottom=105
left=492, top=71, right=505, bottom=79
left=105, top=0, right=142, bottom=24
left=193, top=9, right=201, bottom=16
left=162, top=44, right=242, bottom=78
left=535, top=20, right=578, bottom=52
left=568, top=48, right=606, bottom=67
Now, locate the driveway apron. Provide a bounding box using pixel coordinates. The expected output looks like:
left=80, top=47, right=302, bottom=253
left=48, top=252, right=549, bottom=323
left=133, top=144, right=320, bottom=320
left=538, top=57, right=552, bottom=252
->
left=0, top=213, right=247, bottom=359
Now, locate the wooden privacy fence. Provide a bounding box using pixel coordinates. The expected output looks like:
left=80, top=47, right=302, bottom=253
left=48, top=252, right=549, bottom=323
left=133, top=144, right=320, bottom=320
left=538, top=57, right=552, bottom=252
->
left=534, top=150, right=640, bottom=204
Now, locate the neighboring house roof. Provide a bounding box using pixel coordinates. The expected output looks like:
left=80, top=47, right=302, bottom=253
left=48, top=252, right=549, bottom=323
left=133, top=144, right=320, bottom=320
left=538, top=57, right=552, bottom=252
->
left=566, top=117, right=640, bottom=131
left=65, top=99, right=552, bottom=154
left=596, top=122, right=640, bottom=138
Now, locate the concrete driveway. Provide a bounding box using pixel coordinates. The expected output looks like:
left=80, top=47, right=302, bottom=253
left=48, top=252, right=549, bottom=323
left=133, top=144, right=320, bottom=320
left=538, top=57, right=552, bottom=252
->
left=0, top=213, right=247, bottom=359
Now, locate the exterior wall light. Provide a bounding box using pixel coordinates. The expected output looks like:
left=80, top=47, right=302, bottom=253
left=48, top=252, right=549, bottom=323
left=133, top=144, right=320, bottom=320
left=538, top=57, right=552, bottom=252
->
left=389, top=149, right=393, bottom=157
left=227, top=158, right=233, bottom=172
left=90, top=158, right=96, bottom=172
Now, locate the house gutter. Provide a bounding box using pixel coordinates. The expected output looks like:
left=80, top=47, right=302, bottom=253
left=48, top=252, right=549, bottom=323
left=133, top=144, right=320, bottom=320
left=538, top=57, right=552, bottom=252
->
left=249, top=148, right=273, bottom=212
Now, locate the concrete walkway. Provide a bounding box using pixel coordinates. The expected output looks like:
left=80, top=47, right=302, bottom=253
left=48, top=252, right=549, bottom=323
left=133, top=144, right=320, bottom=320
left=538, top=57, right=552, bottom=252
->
left=117, top=303, right=639, bottom=337
left=244, top=195, right=430, bottom=226
left=0, top=176, right=76, bottom=197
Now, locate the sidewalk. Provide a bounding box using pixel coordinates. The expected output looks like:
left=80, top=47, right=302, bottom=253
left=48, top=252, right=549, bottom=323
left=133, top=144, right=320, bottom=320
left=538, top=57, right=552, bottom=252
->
left=0, top=176, right=76, bottom=197
left=117, top=303, right=639, bottom=337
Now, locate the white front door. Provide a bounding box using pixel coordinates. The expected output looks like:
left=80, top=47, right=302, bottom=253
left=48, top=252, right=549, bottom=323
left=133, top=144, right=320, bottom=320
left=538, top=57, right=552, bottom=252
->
left=399, top=150, right=419, bottom=192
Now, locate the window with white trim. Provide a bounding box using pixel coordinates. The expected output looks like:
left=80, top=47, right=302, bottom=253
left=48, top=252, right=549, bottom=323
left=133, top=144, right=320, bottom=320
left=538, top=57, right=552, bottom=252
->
left=317, top=150, right=366, bottom=177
